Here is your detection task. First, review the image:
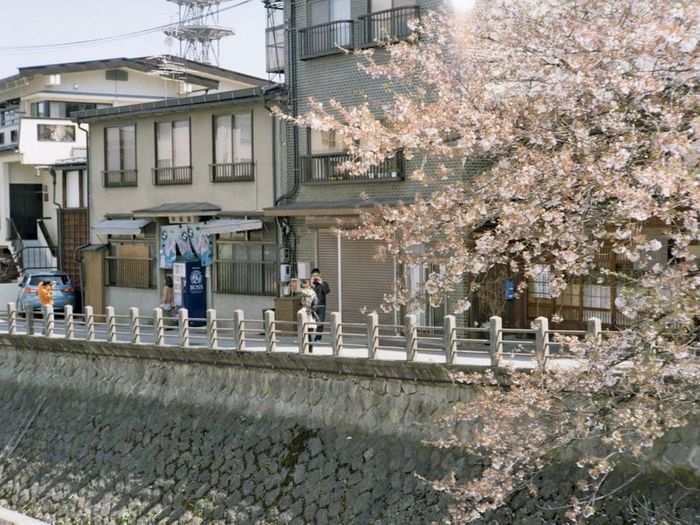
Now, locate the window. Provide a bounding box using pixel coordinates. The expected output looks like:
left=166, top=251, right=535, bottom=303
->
left=31, top=101, right=111, bottom=118
left=105, top=241, right=155, bottom=289
left=212, top=113, right=254, bottom=182
left=154, top=120, right=192, bottom=185
left=362, top=0, right=419, bottom=45
left=105, top=69, right=129, bottom=82
left=0, top=133, right=4, bottom=145
left=37, top=124, right=76, bottom=142
left=63, top=170, right=84, bottom=208
left=215, top=223, right=278, bottom=296
left=104, top=125, right=137, bottom=187
left=310, top=129, right=344, bottom=155
left=309, top=0, right=350, bottom=25
left=156, top=120, right=190, bottom=168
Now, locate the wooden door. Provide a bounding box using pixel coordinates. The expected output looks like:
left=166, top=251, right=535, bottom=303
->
left=58, top=208, right=89, bottom=285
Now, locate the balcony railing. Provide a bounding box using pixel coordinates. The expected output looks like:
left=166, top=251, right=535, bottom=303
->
left=103, top=170, right=138, bottom=188
left=299, top=20, right=354, bottom=59
left=210, top=162, right=255, bottom=183
left=153, top=166, right=193, bottom=186
left=0, top=126, right=19, bottom=151
left=301, top=152, right=404, bottom=184
left=359, top=6, right=420, bottom=46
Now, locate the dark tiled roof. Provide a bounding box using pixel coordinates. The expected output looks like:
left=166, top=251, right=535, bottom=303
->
left=132, top=202, right=222, bottom=215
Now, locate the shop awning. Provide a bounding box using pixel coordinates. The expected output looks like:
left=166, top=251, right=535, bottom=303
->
left=197, top=218, right=262, bottom=235
left=93, top=219, right=151, bottom=236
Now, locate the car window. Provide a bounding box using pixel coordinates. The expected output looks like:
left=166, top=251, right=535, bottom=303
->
left=28, top=275, right=69, bottom=286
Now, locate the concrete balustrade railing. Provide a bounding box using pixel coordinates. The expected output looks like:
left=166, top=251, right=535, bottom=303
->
left=0, top=302, right=617, bottom=367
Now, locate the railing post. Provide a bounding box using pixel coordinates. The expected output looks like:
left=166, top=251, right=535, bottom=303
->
left=367, top=312, right=379, bottom=359
left=405, top=314, right=418, bottom=361
left=85, top=305, right=95, bottom=341
left=297, top=311, right=307, bottom=354
left=43, top=305, right=55, bottom=337
left=178, top=308, right=190, bottom=348
left=330, top=312, right=342, bottom=356
left=130, top=307, right=141, bottom=345
left=489, top=315, right=503, bottom=368
left=153, top=308, right=165, bottom=346
left=534, top=316, right=549, bottom=369
left=64, top=304, right=75, bottom=340
left=444, top=315, right=456, bottom=365
left=264, top=309, right=276, bottom=353
left=106, top=306, right=116, bottom=343
left=26, top=308, right=34, bottom=336
left=587, top=317, right=601, bottom=343
left=207, top=308, right=218, bottom=349
left=233, top=309, right=245, bottom=351
left=7, top=303, right=17, bottom=336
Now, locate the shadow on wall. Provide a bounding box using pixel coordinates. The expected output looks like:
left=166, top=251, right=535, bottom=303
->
left=0, top=382, right=477, bottom=524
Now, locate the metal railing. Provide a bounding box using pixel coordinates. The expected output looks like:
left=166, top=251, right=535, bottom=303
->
left=359, top=6, right=420, bottom=46
left=0, top=303, right=631, bottom=369
left=299, top=20, right=354, bottom=59
left=301, top=152, right=404, bottom=183
left=153, top=166, right=192, bottom=186
left=210, top=162, right=255, bottom=183
left=103, top=170, right=138, bottom=188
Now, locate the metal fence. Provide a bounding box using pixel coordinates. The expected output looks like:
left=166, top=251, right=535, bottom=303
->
left=0, top=302, right=626, bottom=368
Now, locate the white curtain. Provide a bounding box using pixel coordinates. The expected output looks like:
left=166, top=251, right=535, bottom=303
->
left=173, top=120, right=190, bottom=167
left=233, top=113, right=253, bottom=162
left=215, top=115, right=232, bottom=164
left=156, top=122, right=172, bottom=168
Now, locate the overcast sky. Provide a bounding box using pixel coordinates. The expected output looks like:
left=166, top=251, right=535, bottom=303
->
left=0, top=0, right=267, bottom=79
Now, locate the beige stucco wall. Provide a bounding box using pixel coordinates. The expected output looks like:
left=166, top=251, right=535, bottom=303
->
left=88, top=100, right=275, bottom=243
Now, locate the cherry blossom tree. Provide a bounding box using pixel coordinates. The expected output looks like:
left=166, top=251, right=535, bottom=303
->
left=289, top=0, right=699, bottom=520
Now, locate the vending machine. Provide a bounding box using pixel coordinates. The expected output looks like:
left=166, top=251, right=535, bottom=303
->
left=173, top=260, right=207, bottom=324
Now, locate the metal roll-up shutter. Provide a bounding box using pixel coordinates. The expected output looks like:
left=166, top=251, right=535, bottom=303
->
left=318, top=230, right=395, bottom=324
left=317, top=230, right=340, bottom=314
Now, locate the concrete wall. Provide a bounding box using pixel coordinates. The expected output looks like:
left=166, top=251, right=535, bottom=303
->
left=0, top=336, right=699, bottom=524
left=88, top=101, right=275, bottom=241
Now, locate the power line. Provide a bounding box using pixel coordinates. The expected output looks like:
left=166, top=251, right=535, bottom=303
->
left=0, top=0, right=255, bottom=52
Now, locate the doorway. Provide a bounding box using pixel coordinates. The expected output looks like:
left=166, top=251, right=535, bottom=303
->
left=9, top=184, right=43, bottom=240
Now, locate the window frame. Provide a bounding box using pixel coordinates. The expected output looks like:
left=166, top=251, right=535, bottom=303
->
left=155, top=118, right=192, bottom=169
left=103, top=123, right=138, bottom=187
left=212, top=110, right=255, bottom=166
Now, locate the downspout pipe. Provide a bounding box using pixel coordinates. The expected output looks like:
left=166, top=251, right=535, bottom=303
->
left=77, top=120, right=90, bottom=309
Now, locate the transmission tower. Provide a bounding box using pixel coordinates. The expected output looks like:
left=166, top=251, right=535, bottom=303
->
left=165, top=0, right=235, bottom=65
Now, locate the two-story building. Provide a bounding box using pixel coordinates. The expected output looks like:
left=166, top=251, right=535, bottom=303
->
left=74, top=84, right=286, bottom=318
left=0, top=55, right=269, bottom=286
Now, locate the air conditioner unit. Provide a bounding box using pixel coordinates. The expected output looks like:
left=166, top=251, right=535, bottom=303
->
left=46, top=74, right=62, bottom=86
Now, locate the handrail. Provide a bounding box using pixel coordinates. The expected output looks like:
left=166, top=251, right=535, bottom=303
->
left=36, top=218, right=56, bottom=258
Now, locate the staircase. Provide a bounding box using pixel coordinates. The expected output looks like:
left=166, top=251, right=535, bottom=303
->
left=6, top=218, right=57, bottom=279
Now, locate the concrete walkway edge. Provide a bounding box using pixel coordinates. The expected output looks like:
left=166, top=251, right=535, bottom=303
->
left=0, top=507, right=49, bottom=525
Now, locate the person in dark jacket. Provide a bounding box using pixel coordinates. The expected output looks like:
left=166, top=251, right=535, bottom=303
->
left=311, top=268, right=331, bottom=342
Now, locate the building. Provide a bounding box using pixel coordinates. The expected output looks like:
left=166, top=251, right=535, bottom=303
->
left=263, top=0, right=480, bottom=327
left=75, top=83, right=286, bottom=318
left=0, top=55, right=270, bottom=286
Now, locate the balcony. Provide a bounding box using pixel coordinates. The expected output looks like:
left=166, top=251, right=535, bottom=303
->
left=103, top=170, right=138, bottom=188
left=299, top=20, right=354, bottom=59
left=16, top=118, right=87, bottom=165
left=359, top=6, right=420, bottom=46
left=152, top=166, right=192, bottom=186
left=210, top=162, right=255, bottom=183
left=0, top=126, right=18, bottom=152
left=301, top=152, right=404, bottom=184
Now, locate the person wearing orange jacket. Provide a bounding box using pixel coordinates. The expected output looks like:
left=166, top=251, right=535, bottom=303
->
left=38, top=280, right=54, bottom=317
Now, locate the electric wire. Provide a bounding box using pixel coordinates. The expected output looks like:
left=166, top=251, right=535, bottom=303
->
left=0, top=0, right=255, bottom=53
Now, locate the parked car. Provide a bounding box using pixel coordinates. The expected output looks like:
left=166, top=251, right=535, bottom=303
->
left=16, top=271, right=76, bottom=314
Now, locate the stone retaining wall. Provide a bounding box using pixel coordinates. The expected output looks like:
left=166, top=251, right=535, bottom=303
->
left=0, top=335, right=698, bottom=524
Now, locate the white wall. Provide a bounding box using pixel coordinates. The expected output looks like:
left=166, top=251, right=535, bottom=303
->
left=18, top=118, right=87, bottom=166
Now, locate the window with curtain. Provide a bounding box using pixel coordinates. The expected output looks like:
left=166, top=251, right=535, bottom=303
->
left=309, top=0, right=350, bottom=24
left=156, top=120, right=190, bottom=168
left=105, top=125, right=136, bottom=171
left=214, top=113, right=253, bottom=164
left=310, top=129, right=344, bottom=155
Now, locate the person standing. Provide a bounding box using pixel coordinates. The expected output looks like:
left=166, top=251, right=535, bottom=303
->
left=311, top=269, right=331, bottom=343
left=38, top=280, right=54, bottom=318
left=298, top=279, right=318, bottom=353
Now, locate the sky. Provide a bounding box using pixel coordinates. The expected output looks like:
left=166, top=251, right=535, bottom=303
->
left=0, top=0, right=268, bottom=80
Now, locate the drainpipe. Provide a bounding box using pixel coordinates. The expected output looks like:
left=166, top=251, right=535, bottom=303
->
left=77, top=121, right=90, bottom=309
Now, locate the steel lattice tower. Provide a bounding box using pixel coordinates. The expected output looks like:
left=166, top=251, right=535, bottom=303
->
left=165, top=0, right=235, bottom=65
